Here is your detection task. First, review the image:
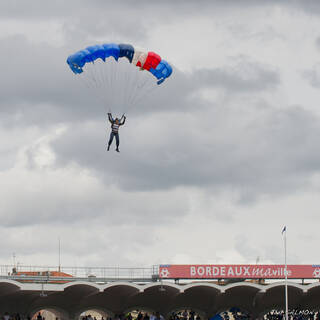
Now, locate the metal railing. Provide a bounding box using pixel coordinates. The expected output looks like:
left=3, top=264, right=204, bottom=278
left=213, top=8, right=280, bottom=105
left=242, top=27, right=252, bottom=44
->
left=0, top=265, right=160, bottom=283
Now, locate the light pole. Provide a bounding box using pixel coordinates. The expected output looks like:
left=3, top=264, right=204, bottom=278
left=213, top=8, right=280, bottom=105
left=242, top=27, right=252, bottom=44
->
left=58, top=237, right=61, bottom=273
left=282, top=226, right=288, bottom=320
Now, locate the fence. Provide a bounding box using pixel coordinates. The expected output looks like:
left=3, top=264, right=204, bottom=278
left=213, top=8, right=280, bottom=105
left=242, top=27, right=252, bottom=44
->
left=0, top=265, right=160, bottom=283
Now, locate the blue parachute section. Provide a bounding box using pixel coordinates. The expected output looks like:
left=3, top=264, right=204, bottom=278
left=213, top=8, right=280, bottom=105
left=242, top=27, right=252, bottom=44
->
left=66, top=43, right=172, bottom=84
left=66, top=43, right=120, bottom=74
left=149, top=60, right=173, bottom=85
left=118, top=44, right=134, bottom=63
left=102, top=43, right=120, bottom=61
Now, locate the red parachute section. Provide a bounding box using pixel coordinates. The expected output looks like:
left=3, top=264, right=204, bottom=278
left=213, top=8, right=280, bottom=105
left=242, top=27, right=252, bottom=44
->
left=139, top=52, right=161, bottom=70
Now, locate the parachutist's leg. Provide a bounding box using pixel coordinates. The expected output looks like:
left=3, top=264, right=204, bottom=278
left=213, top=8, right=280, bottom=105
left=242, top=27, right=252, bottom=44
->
left=108, top=132, right=114, bottom=151
left=115, top=133, right=120, bottom=152
left=115, top=133, right=120, bottom=147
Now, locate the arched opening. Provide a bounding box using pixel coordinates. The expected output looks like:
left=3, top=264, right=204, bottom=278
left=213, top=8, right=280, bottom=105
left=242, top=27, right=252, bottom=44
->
left=31, top=308, right=68, bottom=320
left=79, top=309, right=112, bottom=320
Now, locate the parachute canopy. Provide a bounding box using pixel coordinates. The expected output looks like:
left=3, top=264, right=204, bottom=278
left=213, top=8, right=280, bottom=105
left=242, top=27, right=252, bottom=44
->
left=67, top=43, right=172, bottom=85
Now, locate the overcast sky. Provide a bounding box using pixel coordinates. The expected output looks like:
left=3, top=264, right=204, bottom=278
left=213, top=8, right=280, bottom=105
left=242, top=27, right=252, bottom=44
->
left=1, top=0, right=320, bottom=270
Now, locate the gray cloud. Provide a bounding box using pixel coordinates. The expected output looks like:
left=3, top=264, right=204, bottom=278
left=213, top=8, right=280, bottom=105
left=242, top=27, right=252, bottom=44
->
left=0, top=33, right=280, bottom=129
left=50, top=99, right=320, bottom=204
left=1, top=30, right=307, bottom=204
left=303, top=64, right=320, bottom=88
left=196, top=62, right=279, bottom=92
left=0, top=160, right=188, bottom=228
left=0, top=1, right=268, bottom=19
left=2, top=0, right=320, bottom=21
left=1, top=0, right=320, bottom=268
left=0, top=223, right=159, bottom=266
left=0, top=36, right=99, bottom=122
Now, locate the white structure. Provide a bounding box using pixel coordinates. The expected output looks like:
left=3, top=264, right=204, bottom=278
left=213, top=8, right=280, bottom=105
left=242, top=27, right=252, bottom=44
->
left=0, top=280, right=320, bottom=319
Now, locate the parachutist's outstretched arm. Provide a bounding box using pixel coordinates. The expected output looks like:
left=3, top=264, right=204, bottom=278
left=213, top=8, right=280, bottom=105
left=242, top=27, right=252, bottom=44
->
left=108, top=113, right=113, bottom=123
left=120, top=115, right=126, bottom=125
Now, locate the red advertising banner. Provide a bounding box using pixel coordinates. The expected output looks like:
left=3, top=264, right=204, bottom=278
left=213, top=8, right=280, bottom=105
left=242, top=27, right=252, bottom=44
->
left=159, top=265, right=320, bottom=279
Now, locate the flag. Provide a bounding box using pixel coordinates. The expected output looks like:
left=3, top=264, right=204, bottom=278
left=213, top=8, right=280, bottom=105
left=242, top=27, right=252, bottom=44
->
left=282, top=226, right=286, bottom=234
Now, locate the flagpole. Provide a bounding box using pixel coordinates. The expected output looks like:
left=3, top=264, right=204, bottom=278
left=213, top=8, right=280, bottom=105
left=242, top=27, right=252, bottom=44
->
left=284, top=227, right=288, bottom=320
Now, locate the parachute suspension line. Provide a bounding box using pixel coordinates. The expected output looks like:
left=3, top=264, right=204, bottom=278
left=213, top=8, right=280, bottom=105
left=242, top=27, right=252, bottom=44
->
left=126, top=83, right=159, bottom=115
left=123, top=63, right=140, bottom=114
left=114, top=59, right=121, bottom=114
left=104, top=59, right=116, bottom=113
left=98, top=60, right=106, bottom=89
left=123, top=64, right=144, bottom=115
left=120, top=61, right=129, bottom=115
left=109, top=60, right=116, bottom=108
left=130, top=69, right=141, bottom=108
left=77, top=72, right=106, bottom=108
left=113, top=58, right=123, bottom=114
left=95, top=60, right=106, bottom=99
left=105, top=59, right=113, bottom=112
left=86, top=64, right=96, bottom=88
left=124, top=71, right=143, bottom=114
left=134, top=77, right=159, bottom=107
left=78, top=65, right=105, bottom=105
left=106, top=60, right=114, bottom=113
left=84, top=63, right=107, bottom=109
left=77, top=74, right=91, bottom=90
left=98, top=60, right=107, bottom=110
left=136, top=83, right=158, bottom=106
left=96, top=61, right=107, bottom=98
left=101, top=60, right=113, bottom=111
left=119, top=70, right=155, bottom=115
left=91, top=62, right=99, bottom=87
left=123, top=65, right=134, bottom=112
left=106, top=60, right=138, bottom=116
left=124, top=62, right=134, bottom=110
left=127, top=69, right=144, bottom=110
left=130, top=75, right=153, bottom=106
left=82, top=60, right=113, bottom=114
left=112, top=59, right=117, bottom=112
left=79, top=68, right=93, bottom=90
left=85, top=64, right=100, bottom=91
left=112, top=59, right=118, bottom=112
left=131, top=66, right=145, bottom=104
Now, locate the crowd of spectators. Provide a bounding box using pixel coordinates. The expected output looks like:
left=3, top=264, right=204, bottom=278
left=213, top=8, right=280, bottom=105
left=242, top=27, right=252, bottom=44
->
left=1, top=311, right=197, bottom=320
left=213, top=309, right=320, bottom=320
left=216, top=309, right=250, bottom=320
left=264, top=310, right=320, bottom=320
left=0, top=313, right=47, bottom=320
left=169, top=310, right=201, bottom=320
left=3, top=309, right=320, bottom=320
left=1, top=313, right=32, bottom=320
left=82, top=312, right=164, bottom=320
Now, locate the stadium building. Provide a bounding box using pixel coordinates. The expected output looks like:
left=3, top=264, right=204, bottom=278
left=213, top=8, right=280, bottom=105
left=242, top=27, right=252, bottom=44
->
left=1, top=264, right=320, bottom=320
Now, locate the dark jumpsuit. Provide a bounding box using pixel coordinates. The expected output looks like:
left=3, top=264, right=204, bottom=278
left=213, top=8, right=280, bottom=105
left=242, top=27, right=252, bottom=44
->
left=108, top=114, right=125, bottom=148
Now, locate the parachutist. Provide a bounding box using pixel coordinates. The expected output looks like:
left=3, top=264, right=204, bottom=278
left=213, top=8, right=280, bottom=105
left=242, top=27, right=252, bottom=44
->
left=107, top=113, right=126, bottom=152
left=66, top=43, right=172, bottom=147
